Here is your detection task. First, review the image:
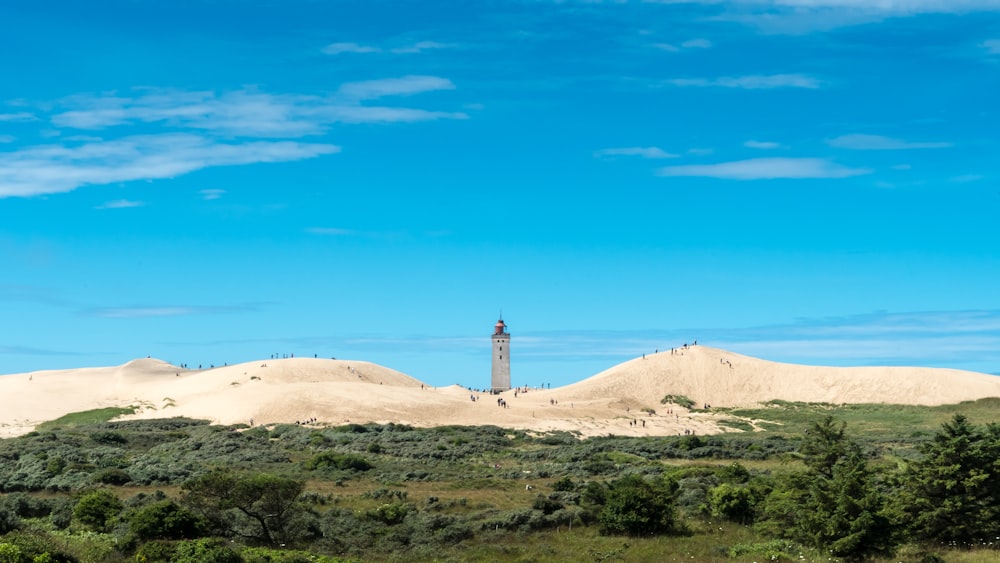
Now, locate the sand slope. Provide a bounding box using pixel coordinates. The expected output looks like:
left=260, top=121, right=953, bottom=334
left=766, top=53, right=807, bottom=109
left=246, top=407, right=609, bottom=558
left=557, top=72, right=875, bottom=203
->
left=1, top=346, right=998, bottom=439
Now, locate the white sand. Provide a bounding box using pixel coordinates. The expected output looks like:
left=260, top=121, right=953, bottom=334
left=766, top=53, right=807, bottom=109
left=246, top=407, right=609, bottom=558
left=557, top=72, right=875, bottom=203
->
left=1, top=346, right=998, bottom=439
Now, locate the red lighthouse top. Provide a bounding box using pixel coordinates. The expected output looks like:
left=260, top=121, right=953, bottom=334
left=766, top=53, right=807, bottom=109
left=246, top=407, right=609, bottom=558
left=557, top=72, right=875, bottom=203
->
left=494, top=318, right=507, bottom=335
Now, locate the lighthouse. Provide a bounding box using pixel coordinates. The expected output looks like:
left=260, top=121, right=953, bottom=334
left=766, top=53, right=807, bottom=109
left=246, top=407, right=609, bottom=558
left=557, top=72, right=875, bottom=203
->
left=491, top=317, right=511, bottom=392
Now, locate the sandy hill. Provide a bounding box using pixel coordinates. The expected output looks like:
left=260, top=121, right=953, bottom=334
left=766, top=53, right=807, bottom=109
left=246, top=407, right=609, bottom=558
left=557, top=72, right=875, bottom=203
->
left=1, top=347, right=998, bottom=439
left=558, top=345, right=1000, bottom=408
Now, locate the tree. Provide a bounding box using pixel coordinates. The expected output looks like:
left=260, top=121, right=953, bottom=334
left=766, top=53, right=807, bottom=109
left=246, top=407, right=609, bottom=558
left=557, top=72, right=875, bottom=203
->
left=759, top=419, right=896, bottom=561
left=800, top=415, right=848, bottom=478
left=598, top=475, right=678, bottom=536
left=797, top=447, right=894, bottom=560
left=182, top=470, right=305, bottom=545
left=73, top=489, right=122, bottom=532
left=896, top=414, right=1000, bottom=547
left=126, top=499, right=206, bottom=542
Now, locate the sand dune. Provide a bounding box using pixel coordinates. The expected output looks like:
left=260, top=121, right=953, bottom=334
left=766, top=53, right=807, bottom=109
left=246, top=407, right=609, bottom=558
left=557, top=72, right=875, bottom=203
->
left=1, top=346, right=998, bottom=439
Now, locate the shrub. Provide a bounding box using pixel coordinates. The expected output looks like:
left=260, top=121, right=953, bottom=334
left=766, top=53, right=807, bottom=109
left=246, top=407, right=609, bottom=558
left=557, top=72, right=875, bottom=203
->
left=660, top=395, right=695, bottom=409
left=303, top=452, right=372, bottom=472
left=73, top=489, right=122, bottom=531
left=126, top=499, right=206, bottom=542
left=171, top=538, right=242, bottom=563
left=552, top=476, right=575, bottom=492
left=93, top=468, right=132, bottom=485
left=134, top=539, right=176, bottom=562
left=598, top=475, right=678, bottom=536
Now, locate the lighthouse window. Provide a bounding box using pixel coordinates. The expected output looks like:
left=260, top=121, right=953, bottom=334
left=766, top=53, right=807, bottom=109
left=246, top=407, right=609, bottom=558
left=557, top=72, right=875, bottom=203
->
left=499, top=355, right=502, bottom=360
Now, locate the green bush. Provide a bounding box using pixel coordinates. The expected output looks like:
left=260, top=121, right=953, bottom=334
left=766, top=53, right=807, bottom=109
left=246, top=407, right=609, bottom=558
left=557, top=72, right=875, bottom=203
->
left=93, top=468, right=132, bottom=486
left=303, top=452, right=372, bottom=472
left=126, top=499, right=206, bottom=542
left=171, top=538, right=242, bottom=563
left=598, top=475, right=678, bottom=536
left=133, top=539, right=176, bottom=562
left=73, top=489, right=122, bottom=531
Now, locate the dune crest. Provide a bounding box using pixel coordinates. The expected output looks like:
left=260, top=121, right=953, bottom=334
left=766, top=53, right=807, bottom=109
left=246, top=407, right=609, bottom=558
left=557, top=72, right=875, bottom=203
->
left=1, top=348, right=998, bottom=439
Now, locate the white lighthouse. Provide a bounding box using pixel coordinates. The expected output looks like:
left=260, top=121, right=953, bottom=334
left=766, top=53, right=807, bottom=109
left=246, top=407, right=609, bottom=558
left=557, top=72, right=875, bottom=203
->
left=491, top=317, right=511, bottom=392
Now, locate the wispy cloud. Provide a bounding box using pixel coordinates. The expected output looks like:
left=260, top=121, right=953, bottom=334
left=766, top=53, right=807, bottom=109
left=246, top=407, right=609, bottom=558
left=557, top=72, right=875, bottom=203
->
left=83, top=304, right=261, bottom=319
left=744, top=140, right=782, bottom=149
left=3, top=77, right=467, bottom=198
left=0, top=135, right=14, bottom=144
left=322, top=42, right=381, bottom=55
left=681, top=38, right=712, bottom=48
left=657, top=157, right=870, bottom=180
left=667, top=74, right=822, bottom=89
left=696, top=1, right=1000, bottom=33
left=52, top=81, right=464, bottom=136
left=95, top=199, right=144, bottom=210
left=983, top=39, right=1000, bottom=54
left=199, top=189, right=225, bottom=200
left=594, top=146, right=678, bottom=159
left=710, top=309, right=1000, bottom=369
left=0, top=112, right=37, bottom=122
left=827, top=134, right=952, bottom=150
left=0, top=134, right=339, bottom=197
left=336, top=75, right=456, bottom=100
left=323, top=40, right=453, bottom=55
left=653, top=38, right=712, bottom=51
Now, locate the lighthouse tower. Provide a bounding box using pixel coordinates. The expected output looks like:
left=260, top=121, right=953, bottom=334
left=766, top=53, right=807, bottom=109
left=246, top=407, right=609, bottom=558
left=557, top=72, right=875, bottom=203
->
left=491, top=317, right=511, bottom=392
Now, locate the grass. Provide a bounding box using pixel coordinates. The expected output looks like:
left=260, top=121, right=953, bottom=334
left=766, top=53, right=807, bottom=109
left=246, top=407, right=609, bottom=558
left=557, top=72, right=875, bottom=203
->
left=35, top=406, right=138, bottom=431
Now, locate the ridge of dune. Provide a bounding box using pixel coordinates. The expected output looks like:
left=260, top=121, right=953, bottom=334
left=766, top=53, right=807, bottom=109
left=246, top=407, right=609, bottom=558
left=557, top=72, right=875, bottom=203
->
left=557, top=345, right=1000, bottom=408
left=2, top=348, right=999, bottom=439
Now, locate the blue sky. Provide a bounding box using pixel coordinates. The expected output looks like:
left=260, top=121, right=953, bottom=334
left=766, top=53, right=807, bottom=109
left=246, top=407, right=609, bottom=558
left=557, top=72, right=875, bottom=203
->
left=1, top=0, right=999, bottom=387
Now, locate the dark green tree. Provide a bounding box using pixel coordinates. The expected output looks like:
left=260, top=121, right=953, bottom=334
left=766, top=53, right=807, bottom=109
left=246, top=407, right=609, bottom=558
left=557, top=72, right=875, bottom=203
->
left=126, top=499, right=206, bottom=542
left=598, top=475, right=678, bottom=536
left=797, top=446, right=895, bottom=560
left=73, top=489, right=122, bottom=532
left=182, top=470, right=305, bottom=546
left=759, top=419, right=896, bottom=561
left=896, top=414, right=1000, bottom=546
left=800, top=415, right=848, bottom=478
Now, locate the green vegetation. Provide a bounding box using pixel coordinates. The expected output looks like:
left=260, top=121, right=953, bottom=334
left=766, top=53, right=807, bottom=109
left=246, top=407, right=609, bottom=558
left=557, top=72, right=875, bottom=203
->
left=36, top=406, right=138, bottom=431
left=660, top=394, right=695, bottom=409
left=1, top=400, right=999, bottom=561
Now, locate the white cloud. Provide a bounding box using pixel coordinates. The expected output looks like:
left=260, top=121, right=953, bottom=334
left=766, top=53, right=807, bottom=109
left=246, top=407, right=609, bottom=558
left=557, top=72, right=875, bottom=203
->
left=322, top=42, right=380, bottom=55
left=390, top=41, right=453, bottom=54
left=827, top=134, right=952, bottom=150
left=892, top=164, right=912, bottom=170
left=744, top=140, right=782, bottom=149
left=51, top=81, right=464, bottom=136
left=337, top=75, right=456, bottom=100
left=0, top=112, right=37, bottom=122
left=681, top=38, right=712, bottom=48
left=323, top=40, right=453, bottom=55
left=594, top=146, right=678, bottom=159
left=668, top=74, right=822, bottom=89
left=0, top=135, right=14, bottom=143
left=981, top=39, right=1000, bottom=53
left=7, top=77, right=467, bottom=198
left=84, top=305, right=253, bottom=318
left=0, top=134, right=340, bottom=197
left=200, top=188, right=226, bottom=200
left=95, top=199, right=144, bottom=209
left=653, top=38, right=712, bottom=51
left=652, top=42, right=680, bottom=52
left=692, top=0, right=1000, bottom=33
left=657, top=157, right=871, bottom=179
